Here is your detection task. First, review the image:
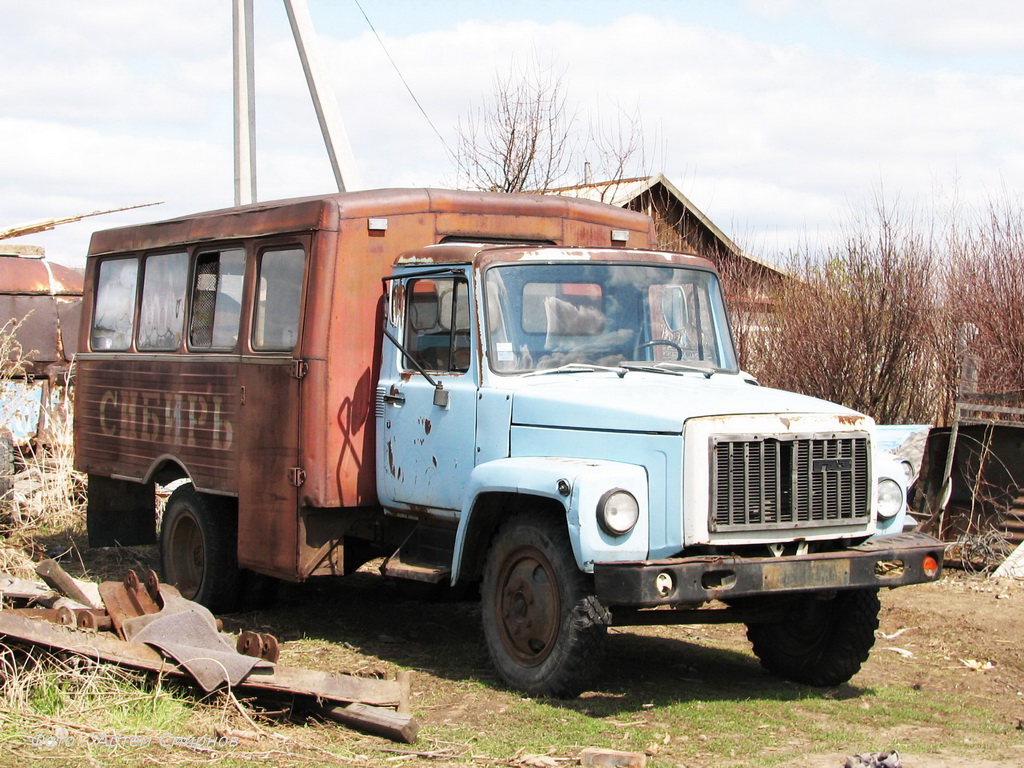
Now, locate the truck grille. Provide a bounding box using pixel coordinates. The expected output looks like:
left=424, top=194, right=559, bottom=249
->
left=710, top=434, right=870, bottom=531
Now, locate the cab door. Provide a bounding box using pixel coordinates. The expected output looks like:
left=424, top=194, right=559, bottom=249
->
left=377, top=273, right=478, bottom=516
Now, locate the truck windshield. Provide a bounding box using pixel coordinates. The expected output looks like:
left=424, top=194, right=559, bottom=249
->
left=484, top=262, right=737, bottom=375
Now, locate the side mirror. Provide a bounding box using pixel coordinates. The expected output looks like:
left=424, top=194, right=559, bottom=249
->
left=433, top=383, right=450, bottom=408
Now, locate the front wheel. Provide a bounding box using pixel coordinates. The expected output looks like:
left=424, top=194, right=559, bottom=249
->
left=160, top=485, right=242, bottom=613
left=745, top=588, right=880, bottom=686
left=481, top=511, right=608, bottom=698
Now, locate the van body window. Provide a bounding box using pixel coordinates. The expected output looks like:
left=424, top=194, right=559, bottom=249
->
left=253, top=248, right=305, bottom=351
left=138, top=251, right=188, bottom=351
left=91, top=257, right=139, bottom=351
left=403, top=277, right=470, bottom=372
left=189, top=249, right=245, bottom=349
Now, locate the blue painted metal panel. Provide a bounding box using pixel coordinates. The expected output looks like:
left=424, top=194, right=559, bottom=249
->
left=510, top=374, right=858, bottom=433
left=451, top=456, right=650, bottom=580
left=0, top=381, right=45, bottom=444
left=875, top=424, right=931, bottom=452
left=510, top=425, right=680, bottom=559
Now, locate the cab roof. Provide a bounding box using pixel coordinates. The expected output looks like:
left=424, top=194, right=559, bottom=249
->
left=394, top=243, right=718, bottom=272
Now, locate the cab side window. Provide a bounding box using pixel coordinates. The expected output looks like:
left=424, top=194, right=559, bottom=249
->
left=189, top=248, right=245, bottom=349
left=403, top=277, right=470, bottom=372
left=253, top=247, right=305, bottom=351
left=91, top=257, right=139, bottom=351
left=138, top=252, right=188, bottom=351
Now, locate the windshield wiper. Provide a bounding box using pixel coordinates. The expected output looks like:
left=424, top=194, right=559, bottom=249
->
left=620, top=361, right=715, bottom=378
left=523, top=363, right=626, bottom=378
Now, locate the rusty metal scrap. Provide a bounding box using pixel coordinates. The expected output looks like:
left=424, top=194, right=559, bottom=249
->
left=0, top=568, right=417, bottom=742
left=97, top=569, right=166, bottom=639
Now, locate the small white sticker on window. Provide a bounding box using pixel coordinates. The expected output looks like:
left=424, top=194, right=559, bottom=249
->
left=495, top=342, right=514, bottom=361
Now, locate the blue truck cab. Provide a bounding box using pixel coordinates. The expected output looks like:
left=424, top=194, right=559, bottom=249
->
left=376, top=242, right=943, bottom=697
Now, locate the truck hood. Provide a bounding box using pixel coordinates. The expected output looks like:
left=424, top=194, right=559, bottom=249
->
left=510, top=372, right=860, bottom=434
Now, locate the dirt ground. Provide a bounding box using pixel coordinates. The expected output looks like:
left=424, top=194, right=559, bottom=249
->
left=27, top=540, right=1023, bottom=768
left=203, top=565, right=1023, bottom=768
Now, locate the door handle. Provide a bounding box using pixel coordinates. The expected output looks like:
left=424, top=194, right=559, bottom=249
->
left=382, top=392, right=406, bottom=406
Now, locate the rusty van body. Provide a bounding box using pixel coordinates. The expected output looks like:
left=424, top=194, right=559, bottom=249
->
left=76, top=189, right=655, bottom=587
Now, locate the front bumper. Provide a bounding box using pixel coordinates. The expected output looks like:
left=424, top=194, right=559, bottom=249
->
left=593, top=532, right=944, bottom=607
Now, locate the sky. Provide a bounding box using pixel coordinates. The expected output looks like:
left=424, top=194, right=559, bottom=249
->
left=2, top=0, right=1024, bottom=268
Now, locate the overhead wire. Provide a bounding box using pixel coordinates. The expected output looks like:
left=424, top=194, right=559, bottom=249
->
left=352, top=0, right=453, bottom=156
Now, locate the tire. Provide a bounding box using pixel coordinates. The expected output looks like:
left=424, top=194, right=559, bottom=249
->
left=481, top=511, right=608, bottom=698
left=745, top=588, right=880, bottom=686
left=160, top=485, right=242, bottom=613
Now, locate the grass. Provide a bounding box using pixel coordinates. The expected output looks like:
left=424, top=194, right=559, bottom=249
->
left=430, top=678, right=1013, bottom=766
left=0, top=645, right=201, bottom=766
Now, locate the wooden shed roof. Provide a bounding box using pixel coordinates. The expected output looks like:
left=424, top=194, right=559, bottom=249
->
left=549, top=173, right=786, bottom=279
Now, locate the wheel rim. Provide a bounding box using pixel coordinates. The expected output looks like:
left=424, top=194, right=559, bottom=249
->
left=494, top=545, right=561, bottom=667
left=167, top=510, right=204, bottom=599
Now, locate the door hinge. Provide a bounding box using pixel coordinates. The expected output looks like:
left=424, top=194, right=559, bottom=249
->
left=291, top=359, right=308, bottom=379
left=289, top=467, right=306, bottom=487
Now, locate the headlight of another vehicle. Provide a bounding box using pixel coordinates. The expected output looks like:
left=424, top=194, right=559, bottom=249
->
left=876, top=478, right=903, bottom=519
left=597, top=489, right=640, bottom=535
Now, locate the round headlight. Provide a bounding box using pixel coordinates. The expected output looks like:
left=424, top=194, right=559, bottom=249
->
left=899, top=459, right=916, bottom=484
left=597, top=489, right=639, bottom=535
left=876, top=478, right=904, bottom=519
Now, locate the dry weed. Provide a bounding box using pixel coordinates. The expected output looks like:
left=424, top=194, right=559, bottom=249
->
left=736, top=193, right=1024, bottom=428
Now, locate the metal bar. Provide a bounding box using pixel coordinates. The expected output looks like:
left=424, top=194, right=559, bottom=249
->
left=282, top=0, right=362, bottom=192
left=233, top=0, right=257, bottom=205
left=611, top=606, right=787, bottom=626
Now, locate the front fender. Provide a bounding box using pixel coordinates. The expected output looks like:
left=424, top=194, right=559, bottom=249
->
left=451, top=457, right=649, bottom=582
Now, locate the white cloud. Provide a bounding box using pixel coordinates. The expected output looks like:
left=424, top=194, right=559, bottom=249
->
left=826, top=0, right=1024, bottom=54
left=2, top=3, right=1023, bottom=269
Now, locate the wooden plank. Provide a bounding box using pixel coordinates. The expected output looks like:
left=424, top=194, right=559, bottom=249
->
left=247, top=666, right=402, bottom=706
left=958, top=402, right=1024, bottom=416
left=0, top=573, right=52, bottom=602
left=318, top=702, right=419, bottom=744
left=396, top=669, right=412, bottom=715
left=36, top=559, right=101, bottom=609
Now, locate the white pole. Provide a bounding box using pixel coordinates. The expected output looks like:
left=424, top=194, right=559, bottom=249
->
left=283, top=0, right=362, bottom=192
left=233, top=0, right=257, bottom=205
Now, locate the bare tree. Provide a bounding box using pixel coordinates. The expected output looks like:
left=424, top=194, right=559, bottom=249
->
left=738, top=197, right=948, bottom=425
left=580, top=102, right=647, bottom=198
left=453, top=59, right=576, bottom=193
left=452, top=60, right=647, bottom=193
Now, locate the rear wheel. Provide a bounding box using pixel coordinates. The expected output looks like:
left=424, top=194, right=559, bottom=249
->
left=481, top=511, right=608, bottom=698
left=745, top=588, right=880, bottom=686
left=160, top=485, right=242, bottom=613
